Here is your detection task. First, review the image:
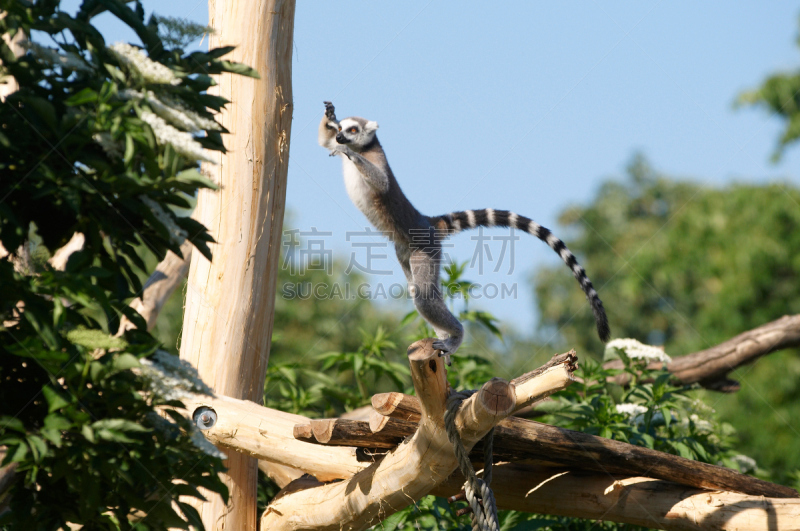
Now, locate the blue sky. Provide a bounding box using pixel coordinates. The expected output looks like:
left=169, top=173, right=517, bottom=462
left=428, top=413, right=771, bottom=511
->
left=76, top=1, right=800, bottom=335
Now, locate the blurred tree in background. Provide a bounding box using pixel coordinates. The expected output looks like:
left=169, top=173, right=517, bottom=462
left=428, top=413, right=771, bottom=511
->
left=533, top=156, right=800, bottom=480
left=737, top=16, right=800, bottom=161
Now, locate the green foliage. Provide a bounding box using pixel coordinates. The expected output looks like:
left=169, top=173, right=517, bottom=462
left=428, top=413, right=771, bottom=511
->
left=149, top=15, right=212, bottom=50
left=265, top=253, right=505, bottom=417
left=0, top=1, right=256, bottom=528
left=549, top=351, right=741, bottom=468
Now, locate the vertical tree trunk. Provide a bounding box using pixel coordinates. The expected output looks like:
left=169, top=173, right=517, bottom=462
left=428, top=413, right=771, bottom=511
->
left=179, top=1, right=295, bottom=529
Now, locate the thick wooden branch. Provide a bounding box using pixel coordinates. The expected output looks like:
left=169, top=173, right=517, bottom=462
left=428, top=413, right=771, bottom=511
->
left=607, top=315, right=800, bottom=391
left=0, top=449, right=17, bottom=515
left=134, top=244, right=189, bottom=326
left=118, top=240, right=192, bottom=335
left=178, top=394, right=367, bottom=482
left=48, top=232, right=85, bottom=271
left=260, top=339, right=572, bottom=531
left=431, top=463, right=800, bottom=531
left=365, top=393, right=795, bottom=499
left=670, top=314, right=800, bottom=388
left=308, top=419, right=403, bottom=448
left=371, top=392, right=421, bottom=422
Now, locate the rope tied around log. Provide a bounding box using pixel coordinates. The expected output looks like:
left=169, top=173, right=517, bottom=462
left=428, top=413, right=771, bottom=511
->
left=444, top=390, right=499, bottom=531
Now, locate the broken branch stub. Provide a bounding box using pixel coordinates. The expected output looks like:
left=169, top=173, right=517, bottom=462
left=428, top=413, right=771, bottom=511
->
left=261, top=338, right=572, bottom=531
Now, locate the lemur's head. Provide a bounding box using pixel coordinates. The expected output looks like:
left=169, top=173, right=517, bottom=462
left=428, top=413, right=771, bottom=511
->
left=336, top=117, right=379, bottom=149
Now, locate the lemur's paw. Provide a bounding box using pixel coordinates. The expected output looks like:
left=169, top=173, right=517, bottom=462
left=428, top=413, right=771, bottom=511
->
left=432, top=337, right=461, bottom=356
left=329, top=145, right=351, bottom=159
left=323, top=101, right=336, bottom=120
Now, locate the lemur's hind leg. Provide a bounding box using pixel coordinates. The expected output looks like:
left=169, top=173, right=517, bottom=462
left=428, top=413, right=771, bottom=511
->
left=409, top=247, right=464, bottom=356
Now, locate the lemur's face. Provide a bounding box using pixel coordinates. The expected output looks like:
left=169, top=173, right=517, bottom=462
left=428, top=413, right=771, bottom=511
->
left=336, top=117, right=379, bottom=148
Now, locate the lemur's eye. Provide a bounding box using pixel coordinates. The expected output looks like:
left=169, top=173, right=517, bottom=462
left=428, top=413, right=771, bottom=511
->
left=338, top=126, right=342, bottom=132
left=349, top=127, right=358, bottom=133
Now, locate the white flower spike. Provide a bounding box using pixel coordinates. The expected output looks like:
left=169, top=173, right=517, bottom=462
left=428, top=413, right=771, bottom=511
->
left=109, top=42, right=180, bottom=85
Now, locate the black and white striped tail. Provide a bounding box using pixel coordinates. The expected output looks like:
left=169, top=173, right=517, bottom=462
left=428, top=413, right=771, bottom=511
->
left=432, top=208, right=610, bottom=342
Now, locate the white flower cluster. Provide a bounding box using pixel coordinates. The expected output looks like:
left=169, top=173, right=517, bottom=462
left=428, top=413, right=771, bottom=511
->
left=93, top=132, right=123, bottom=159
left=139, top=195, right=188, bottom=246
left=139, top=349, right=213, bottom=402
left=616, top=403, right=669, bottom=426
left=606, top=338, right=672, bottom=364
left=683, top=413, right=713, bottom=433
left=615, top=403, right=648, bottom=418
left=190, top=427, right=227, bottom=459
left=109, top=42, right=180, bottom=85
left=122, top=89, right=220, bottom=133
left=140, top=110, right=215, bottom=163
left=26, top=41, right=92, bottom=72
left=731, top=454, right=757, bottom=474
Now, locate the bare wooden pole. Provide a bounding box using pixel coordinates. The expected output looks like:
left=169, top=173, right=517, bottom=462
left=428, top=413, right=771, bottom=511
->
left=178, top=1, right=295, bottom=528
left=431, top=463, right=800, bottom=531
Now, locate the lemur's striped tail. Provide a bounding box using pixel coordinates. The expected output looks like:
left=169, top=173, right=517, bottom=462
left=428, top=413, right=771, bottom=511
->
left=430, top=209, right=610, bottom=342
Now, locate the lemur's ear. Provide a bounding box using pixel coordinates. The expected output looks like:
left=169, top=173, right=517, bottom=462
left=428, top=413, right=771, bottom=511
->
left=365, top=120, right=379, bottom=133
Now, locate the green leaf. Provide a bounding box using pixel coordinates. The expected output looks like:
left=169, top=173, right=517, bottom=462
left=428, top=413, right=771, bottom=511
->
left=400, top=310, right=418, bottom=326
left=42, top=385, right=70, bottom=413
left=174, top=168, right=218, bottom=190
left=67, top=328, right=128, bottom=350
left=27, top=435, right=47, bottom=462
left=82, top=424, right=95, bottom=444
left=112, top=353, right=141, bottom=372
left=22, top=95, right=58, bottom=132
left=0, top=417, right=26, bottom=433
left=215, top=60, right=259, bottom=78
left=65, top=87, right=98, bottom=106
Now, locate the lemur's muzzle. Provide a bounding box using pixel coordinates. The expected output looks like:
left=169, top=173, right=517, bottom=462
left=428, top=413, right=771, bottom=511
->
left=336, top=133, right=349, bottom=144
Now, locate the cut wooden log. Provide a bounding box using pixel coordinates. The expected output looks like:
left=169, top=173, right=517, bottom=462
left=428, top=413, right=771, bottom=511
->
left=431, top=463, right=800, bottom=531
left=510, top=350, right=577, bottom=410
left=178, top=394, right=367, bottom=483
left=368, top=410, right=417, bottom=436
left=309, top=419, right=404, bottom=448
left=292, top=423, right=313, bottom=440
left=669, top=314, right=800, bottom=388
left=371, top=392, right=421, bottom=423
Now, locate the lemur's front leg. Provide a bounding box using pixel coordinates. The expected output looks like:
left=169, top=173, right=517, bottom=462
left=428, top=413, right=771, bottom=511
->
left=318, top=101, right=339, bottom=151
left=330, top=146, right=390, bottom=193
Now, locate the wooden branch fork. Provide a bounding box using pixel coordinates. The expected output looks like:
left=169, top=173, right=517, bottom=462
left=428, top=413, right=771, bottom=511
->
left=179, top=341, right=800, bottom=530
left=257, top=339, right=577, bottom=530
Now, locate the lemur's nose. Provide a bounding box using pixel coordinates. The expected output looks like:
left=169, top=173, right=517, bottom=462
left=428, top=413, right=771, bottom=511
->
left=336, top=133, right=348, bottom=144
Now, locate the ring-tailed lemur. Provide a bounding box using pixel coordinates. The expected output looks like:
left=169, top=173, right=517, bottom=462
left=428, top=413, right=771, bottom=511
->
left=318, top=101, right=610, bottom=356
